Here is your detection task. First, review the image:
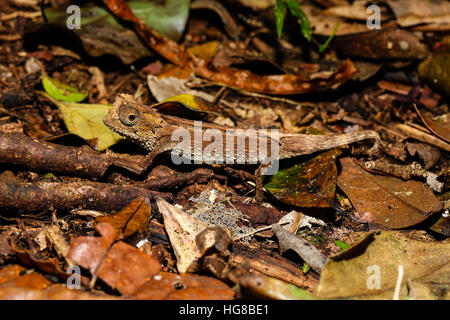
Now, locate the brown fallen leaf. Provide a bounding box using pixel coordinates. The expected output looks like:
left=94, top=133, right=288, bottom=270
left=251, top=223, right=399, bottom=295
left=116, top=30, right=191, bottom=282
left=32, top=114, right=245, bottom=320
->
left=415, top=104, right=450, bottom=143
left=95, top=197, right=152, bottom=239
left=156, top=198, right=231, bottom=273
left=102, top=0, right=357, bottom=95
left=323, top=1, right=391, bottom=21
left=264, top=149, right=341, bottom=208
left=42, top=215, right=70, bottom=261
left=304, top=3, right=372, bottom=36
left=377, top=80, right=441, bottom=109
left=337, top=157, right=442, bottom=229
left=68, top=222, right=162, bottom=295
left=317, top=231, right=450, bottom=299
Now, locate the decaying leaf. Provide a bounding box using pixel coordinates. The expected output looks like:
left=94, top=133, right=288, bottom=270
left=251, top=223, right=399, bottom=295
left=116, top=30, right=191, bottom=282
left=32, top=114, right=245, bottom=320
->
left=337, top=157, right=442, bottom=229
left=187, top=190, right=255, bottom=241
left=317, top=231, right=450, bottom=299
left=0, top=264, right=234, bottom=300
left=264, top=149, right=341, bottom=207
left=323, top=1, right=385, bottom=21
left=272, top=224, right=327, bottom=274
left=429, top=215, right=450, bottom=237
left=304, top=4, right=371, bottom=36
left=333, top=28, right=429, bottom=60
left=40, top=91, right=122, bottom=151
left=95, top=197, right=152, bottom=239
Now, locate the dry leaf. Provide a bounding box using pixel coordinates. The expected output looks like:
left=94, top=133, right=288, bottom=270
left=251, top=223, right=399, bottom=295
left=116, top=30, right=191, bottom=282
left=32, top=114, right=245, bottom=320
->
left=333, top=28, right=429, bottom=60
left=265, top=149, right=341, bottom=208
left=337, top=157, right=442, bottom=229
left=103, top=0, right=357, bottom=95
left=156, top=198, right=209, bottom=273
left=240, top=274, right=316, bottom=300
left=0, top=265, right=115, bottom=300
left=415, top=105, right=450, bottom=143
left=68, top=222, right=162, bottom=295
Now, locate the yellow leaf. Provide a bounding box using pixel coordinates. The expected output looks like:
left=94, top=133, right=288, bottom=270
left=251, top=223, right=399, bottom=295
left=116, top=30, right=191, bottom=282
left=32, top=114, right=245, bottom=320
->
left=187, top=41, right=218, bottom=60
left=39, top=92, right=122, bottom=151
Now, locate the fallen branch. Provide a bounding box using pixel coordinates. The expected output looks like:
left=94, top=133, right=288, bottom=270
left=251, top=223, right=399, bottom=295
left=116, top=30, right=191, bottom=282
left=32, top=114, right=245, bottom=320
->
left=0, top=133, right=113, bottom=178
left=0, top=181, right=172, bottom=214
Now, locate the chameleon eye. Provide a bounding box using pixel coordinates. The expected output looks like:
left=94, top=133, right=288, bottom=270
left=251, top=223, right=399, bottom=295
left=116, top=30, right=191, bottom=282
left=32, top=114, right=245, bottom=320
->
left=119, top=105, right=140, bottom=126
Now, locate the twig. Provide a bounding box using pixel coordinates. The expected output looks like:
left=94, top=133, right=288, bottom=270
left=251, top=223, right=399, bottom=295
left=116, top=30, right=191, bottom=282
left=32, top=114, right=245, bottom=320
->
left=396, top=123, right=450, bottom=152
left=393, top=265, right=404, bottom=300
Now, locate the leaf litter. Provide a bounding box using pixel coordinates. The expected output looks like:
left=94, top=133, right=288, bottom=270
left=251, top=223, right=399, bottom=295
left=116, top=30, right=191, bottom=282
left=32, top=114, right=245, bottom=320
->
left=0, top=0, right=448, bottom=301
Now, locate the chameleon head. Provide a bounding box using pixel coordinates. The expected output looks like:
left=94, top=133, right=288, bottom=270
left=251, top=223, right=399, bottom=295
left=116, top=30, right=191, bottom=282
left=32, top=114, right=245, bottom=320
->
left=103, top=93, right=165, bottom=150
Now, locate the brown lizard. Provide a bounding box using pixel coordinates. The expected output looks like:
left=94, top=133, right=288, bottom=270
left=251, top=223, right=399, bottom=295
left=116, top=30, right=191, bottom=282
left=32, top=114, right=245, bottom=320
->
left=104, top=94, right=381, bottom=199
